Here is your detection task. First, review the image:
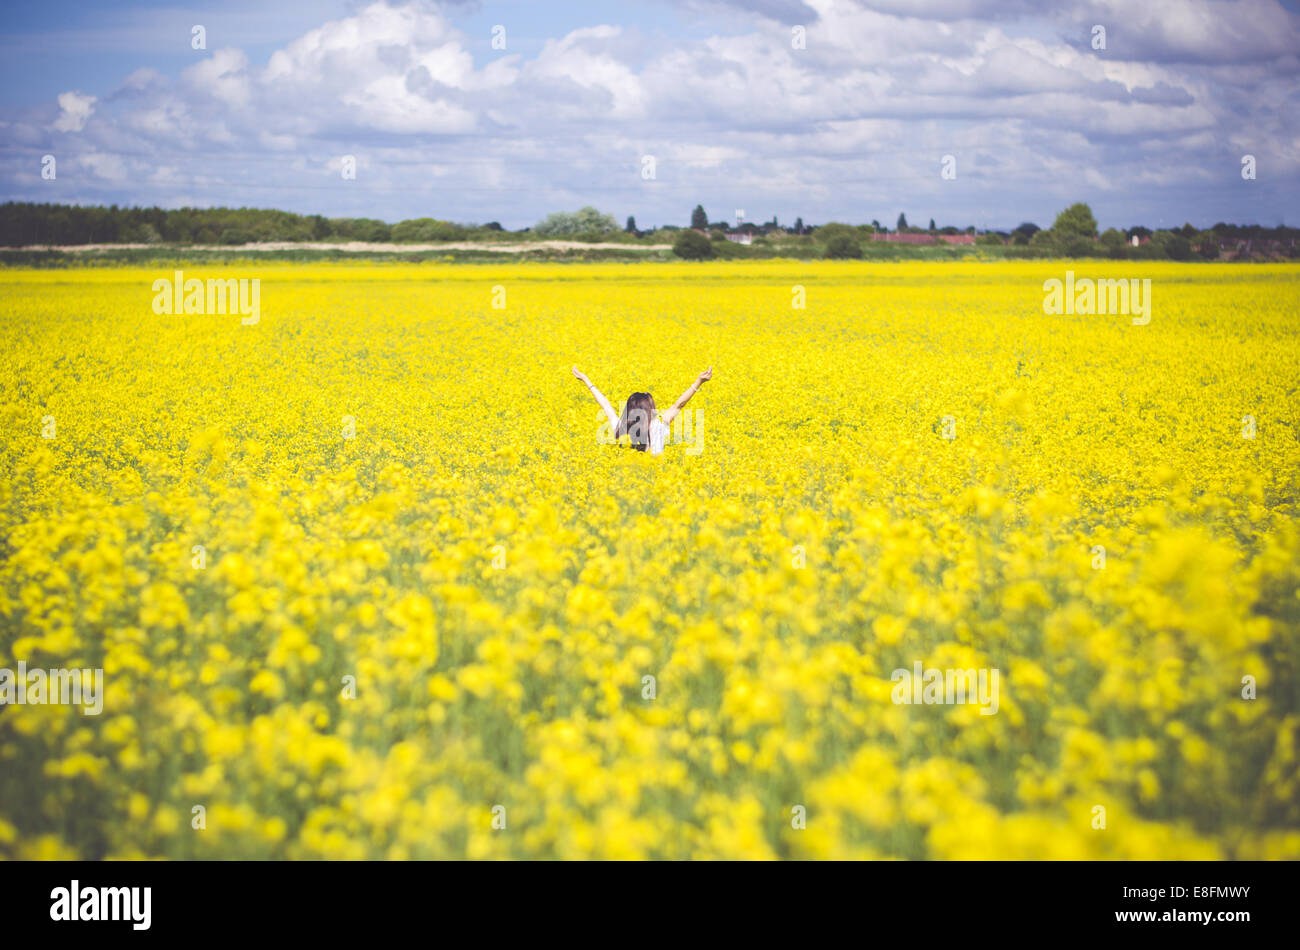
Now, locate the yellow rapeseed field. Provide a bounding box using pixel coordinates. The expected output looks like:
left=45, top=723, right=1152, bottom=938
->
left=1, top=260, right=1298, bottom=859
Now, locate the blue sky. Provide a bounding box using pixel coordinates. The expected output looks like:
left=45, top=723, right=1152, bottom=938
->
left=2, top=0, right=1298, bottom=230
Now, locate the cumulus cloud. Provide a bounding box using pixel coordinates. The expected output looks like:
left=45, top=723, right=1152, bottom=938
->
left=1072, top=0, right=1300, bottom=65
left=183, top=48, right=254, bottom=108
left=843, top=0, right=1044, bottom=20
left=77, top=151, right=128, bottom=181
left=51, top=91, right=96, bottom=132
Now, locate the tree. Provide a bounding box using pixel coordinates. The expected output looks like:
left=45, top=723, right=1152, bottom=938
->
left=391, top=218, right=467, bottom=242
left=793, top=217, right=803, bottom=234
left=673, top=229, right=715, bottom=260
left=814, top=222, right=857, bottom=244
left=871, top=220, right=881, bottom=231
left=626, top=216, right=637, bottom=233
left=929, top=218, right=936, bottom=231
left=534, top=206, right=617, bottom=236
left=691, top=205, right=708, bottom=230
left=573, top=207, right=616, bottom=232
left=124, top=222, right=162, bottom=244
left=1100, top=228, right=1127, bottom=258
left=1062, top=235, right=1097, bottom=258
left=824, top=234, right=862, bottom=259
left=358, top=220, right=391, bottom=242
left=1013, top=222, right=1040, bottom=242
left=897, top=212, right=908, bottom=231
left=1151, top=230, right=1192, bottom=261
left=1052, top=202, right=1098, bottom=242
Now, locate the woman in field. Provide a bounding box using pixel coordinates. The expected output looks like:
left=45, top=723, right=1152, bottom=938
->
left=572, top=366, right=712, bottom=454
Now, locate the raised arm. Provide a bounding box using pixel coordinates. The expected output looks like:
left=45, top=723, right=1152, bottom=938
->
left=661, top=366, right=712, bottom=427
left=573, top=366, right=621, bottom=440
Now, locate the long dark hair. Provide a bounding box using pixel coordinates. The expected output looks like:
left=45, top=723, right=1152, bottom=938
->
left=618, top=392, right=656, bottom=451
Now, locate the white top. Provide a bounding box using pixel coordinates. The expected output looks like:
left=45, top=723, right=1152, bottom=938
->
left=648, top=418, right=668, bottom=455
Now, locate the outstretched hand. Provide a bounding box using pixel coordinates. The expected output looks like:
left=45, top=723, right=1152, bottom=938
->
left=697, top=366, right=713, bottom=384
left=572, top=365, right=588, bottom=383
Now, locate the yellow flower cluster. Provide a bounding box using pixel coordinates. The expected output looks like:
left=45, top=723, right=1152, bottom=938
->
left=1, top=260, right=1297, bottom=859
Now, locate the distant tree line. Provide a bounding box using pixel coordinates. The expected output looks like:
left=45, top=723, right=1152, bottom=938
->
left=0, top=202, right=487, bottom=246
left=970, top=203, right=1300, bottom=261
left=828, top=203, right=1298, bottom=261
left=3, top=201, right=1295, bottom=260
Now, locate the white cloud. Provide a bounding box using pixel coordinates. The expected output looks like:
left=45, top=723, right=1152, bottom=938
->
left=183, top=49, right=253, bottom=108
left=51, top=91, right=96, bottom=132
left=7, top=0, right=1297, bottom=229
left=1083, top=0, right=1300, bottom=64
left=78, top=151, right=128, bottom=181
left=259, top=131, right=297, bottom=150
left=527, top=27, right=648, bottom=120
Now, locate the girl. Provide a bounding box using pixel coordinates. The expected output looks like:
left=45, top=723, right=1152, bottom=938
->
left=572, top=365, right=712, bottom=454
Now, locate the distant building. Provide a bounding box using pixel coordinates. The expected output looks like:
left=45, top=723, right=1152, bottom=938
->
left=724, top=232, right=752, bottom=245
